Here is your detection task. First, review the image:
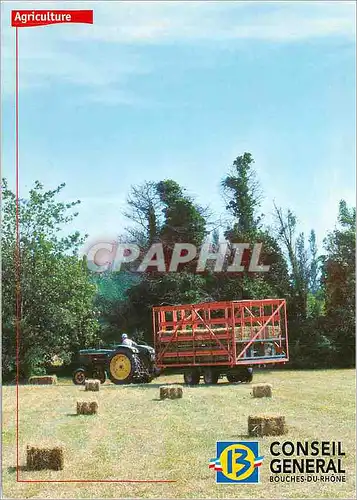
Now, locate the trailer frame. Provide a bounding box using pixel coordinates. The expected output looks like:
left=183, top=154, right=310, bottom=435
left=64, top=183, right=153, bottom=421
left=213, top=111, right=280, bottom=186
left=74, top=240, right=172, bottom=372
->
left=153, top=299, right=289, bottom=374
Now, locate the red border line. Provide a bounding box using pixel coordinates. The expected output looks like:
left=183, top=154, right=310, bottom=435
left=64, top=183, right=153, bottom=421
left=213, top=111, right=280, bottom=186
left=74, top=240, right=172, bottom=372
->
left=14, top=23, right=175, bottom=486
left=15, top=25, right=20, bottom=484
left=17, top=478, right=175, bottom=484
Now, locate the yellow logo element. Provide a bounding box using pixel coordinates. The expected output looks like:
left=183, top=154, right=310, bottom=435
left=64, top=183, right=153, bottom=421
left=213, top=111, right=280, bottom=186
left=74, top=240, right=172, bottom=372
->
left=210, top=441, right=264, bottom=483
left=220, top=444, right=255, bottom=480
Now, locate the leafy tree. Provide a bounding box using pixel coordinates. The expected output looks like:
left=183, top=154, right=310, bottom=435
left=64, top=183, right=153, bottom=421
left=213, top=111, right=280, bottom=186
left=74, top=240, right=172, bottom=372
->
left=92, top=271, right=141, bottom=344
left=99, top=179, right=209, bottom=343
left=122, top=272, right=209, bottom=344
left=321, top=200, right=356, bottom=366
left=123, top=181, right=162, bottom=246
left=2, top=180, right=99, bottom=380
left=274, top=206, right=308, bottom=319
left=309, top=230, right=319, bottom=294
left=219, top=153, right=289, bottom=301
left=306, top=230, right=325, bottom=318
left=157, top=179, right=208, bottom=248
left=222, top=152, right=263, bottom=238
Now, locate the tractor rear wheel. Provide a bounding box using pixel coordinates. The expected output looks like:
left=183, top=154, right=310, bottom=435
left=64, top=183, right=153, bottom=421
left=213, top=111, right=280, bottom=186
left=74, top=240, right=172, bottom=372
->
left=243, top=367, right=253, bottom=383
left=203, top=368, right=219, bottom=384
left=183, top=369, right=200, bottom=386
left=108, top=350, right=135, bottom=385
left=72, top=368, right=86, bottom=385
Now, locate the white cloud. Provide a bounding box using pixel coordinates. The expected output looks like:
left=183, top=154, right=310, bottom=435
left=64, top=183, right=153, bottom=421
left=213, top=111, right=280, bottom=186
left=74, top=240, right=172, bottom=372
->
left=60, top=1, right=356, bottom=44
left=1, top=1, right=355, bottom=101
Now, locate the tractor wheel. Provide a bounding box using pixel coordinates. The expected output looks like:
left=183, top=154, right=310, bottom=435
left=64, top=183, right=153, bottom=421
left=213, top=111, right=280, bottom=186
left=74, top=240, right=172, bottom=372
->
left=72, top=368, right=86, bottom=385
left=138, top=374, right=154, bottom=384
left=108, top=350, right=135, bottom=385
left=243, top=367, right=253, bottom=383
left=92, top=367, right=106, bottom=384
left=203, top=368, right=219, bottom=385
left=183, top=369, right=200, bottom=386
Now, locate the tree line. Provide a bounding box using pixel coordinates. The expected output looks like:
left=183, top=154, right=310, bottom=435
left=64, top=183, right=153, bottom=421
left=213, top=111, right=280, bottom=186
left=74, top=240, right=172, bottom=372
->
left=2, top=153, right=355, bottom=380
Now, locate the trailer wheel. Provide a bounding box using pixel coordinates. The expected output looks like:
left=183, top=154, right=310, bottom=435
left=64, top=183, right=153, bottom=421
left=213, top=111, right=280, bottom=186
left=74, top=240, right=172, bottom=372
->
left=183, top=369, right=200, bottom=386
left=227, top=367, right=253, bottom=383
left=203, top=369, right=219, bottom=384
left=72, top=368, right=86, bottom=385
left=108, top=350, right=135, bottom=385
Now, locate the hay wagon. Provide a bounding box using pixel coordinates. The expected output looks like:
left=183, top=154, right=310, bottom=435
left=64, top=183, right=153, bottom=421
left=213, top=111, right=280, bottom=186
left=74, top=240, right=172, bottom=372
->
left=153, top=298, right=289, bottom=385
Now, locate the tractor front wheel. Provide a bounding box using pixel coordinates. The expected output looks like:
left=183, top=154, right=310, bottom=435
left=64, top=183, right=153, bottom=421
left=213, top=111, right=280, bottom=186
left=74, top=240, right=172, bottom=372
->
left=108, top=350, right=135, bottom=385
left=72, top=368, right=86, bottom=385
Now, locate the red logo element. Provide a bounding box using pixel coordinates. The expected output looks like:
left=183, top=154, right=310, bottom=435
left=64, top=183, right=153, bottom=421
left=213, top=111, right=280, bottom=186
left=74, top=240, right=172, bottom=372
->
left=11, top=10, right=93, bottom=28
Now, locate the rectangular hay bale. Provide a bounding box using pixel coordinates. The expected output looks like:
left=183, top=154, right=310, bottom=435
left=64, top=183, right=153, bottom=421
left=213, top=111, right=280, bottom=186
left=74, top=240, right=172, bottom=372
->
left=85, top=379, right=100, bottom=392
left=26, top=446, right=64, bottom=470
left=252, top=383, right=273, bottom=398
left=28, top=375, right=57, bottom=385
left=248, top=415, right=287, bottom=437
left=76, top=401, right=98, bottom=415
left=160, top=385, right=183, bottom=400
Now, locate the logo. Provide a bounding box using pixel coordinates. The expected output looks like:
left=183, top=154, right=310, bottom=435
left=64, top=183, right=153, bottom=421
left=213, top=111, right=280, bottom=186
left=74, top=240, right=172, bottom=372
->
left=210, top=441, right=264, bottom=483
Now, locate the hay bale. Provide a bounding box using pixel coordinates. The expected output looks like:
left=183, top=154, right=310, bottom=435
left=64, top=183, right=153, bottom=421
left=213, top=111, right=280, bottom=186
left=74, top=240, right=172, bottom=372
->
left=252, top=383, right=272, bottom=398
left=28, top=375, right=57, bottom=385
left=76, top=401, right=98, bottom=415
left=26, top=446, right=64, bottom=470
left=85, top=379, right=100, bottom=392
left=248, top=415, right=287, bottom=437
left=160, top=386, right=169, bottom=399
left=159, top=385, right=183, bottom=400
left=235, top=326, right=281, bottom=340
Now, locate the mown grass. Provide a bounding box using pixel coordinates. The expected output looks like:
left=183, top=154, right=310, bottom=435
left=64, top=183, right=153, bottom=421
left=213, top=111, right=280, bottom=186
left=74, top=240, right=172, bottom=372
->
left=2, top=369, right=356, bottom=499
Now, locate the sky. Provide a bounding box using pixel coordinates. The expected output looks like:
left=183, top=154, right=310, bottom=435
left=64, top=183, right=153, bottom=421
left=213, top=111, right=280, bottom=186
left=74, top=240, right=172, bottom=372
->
left=1, top=1, right=356, bottom=252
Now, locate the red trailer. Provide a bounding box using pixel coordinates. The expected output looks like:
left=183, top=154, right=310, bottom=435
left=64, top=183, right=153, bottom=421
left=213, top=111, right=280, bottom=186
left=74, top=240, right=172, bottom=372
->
left=153, top=298, right=289, bottom=385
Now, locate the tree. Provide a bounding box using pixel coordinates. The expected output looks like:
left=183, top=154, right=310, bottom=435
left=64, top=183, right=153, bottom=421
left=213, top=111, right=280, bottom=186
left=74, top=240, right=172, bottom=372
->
left=222, top=152, right=263, bottom=239
left=99, top=179, right=209, bottom=343
left=218, top=153, right=290, bottom=302
left=321, top=200, right=356, bottom=366
left=273, top=205, right=308, bottom=319
left=309, top=230, right=319, bottom=294
left=157, top=179, right=208, bottom=248
left=273, top=206, right=327, bottom=322
left=121, top=272, right=209, bottom=343
left=306, top=230, right=325, bottom=318
left=2, top=179, right=99, bottom=380
left=123, top=181, right=162, bottom=246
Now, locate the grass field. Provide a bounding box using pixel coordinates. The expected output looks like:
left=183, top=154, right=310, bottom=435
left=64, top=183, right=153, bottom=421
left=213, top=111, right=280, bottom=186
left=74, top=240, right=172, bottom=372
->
left=2, top=369, right=356, bottom=499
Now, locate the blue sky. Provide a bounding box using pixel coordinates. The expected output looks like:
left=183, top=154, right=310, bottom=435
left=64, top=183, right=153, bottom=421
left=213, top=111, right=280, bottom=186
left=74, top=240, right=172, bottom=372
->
left=1, top=1, right=356, bottom=251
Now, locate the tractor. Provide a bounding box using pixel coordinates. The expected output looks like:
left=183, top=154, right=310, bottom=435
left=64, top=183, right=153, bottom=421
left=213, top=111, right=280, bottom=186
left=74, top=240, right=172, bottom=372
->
left=72, top=342, right=160, bottom=385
